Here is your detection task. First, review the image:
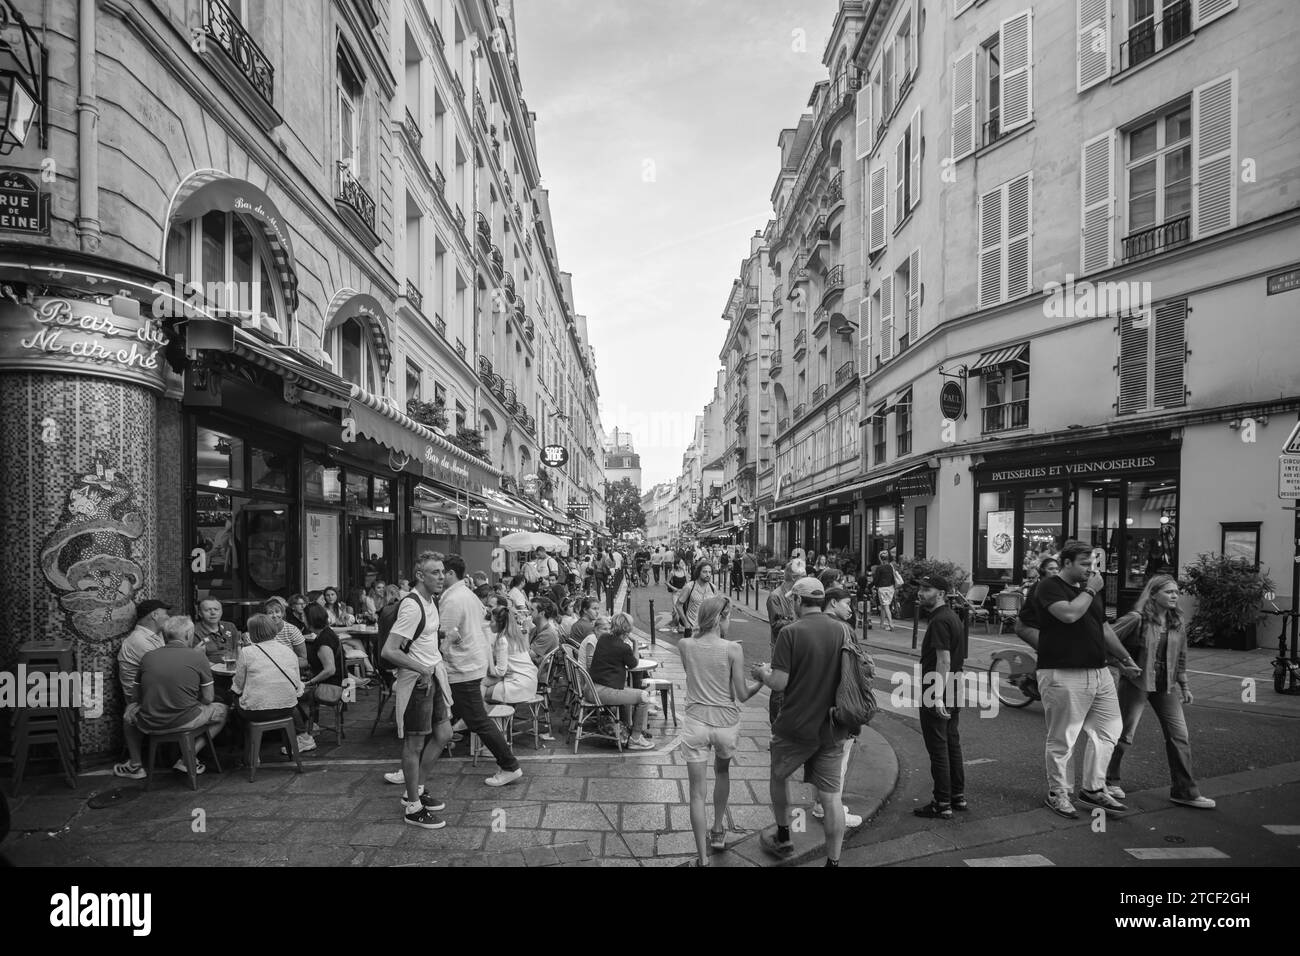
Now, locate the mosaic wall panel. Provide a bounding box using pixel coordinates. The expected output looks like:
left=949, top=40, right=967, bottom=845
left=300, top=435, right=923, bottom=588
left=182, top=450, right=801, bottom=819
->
left=155, top=399, right=185, bottom=609
left=0, top=372, right=159, bottom=757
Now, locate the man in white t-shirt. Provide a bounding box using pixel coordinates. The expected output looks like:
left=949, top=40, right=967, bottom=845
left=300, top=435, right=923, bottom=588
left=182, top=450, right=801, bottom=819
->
left=381, top=551, right=453, bottom=829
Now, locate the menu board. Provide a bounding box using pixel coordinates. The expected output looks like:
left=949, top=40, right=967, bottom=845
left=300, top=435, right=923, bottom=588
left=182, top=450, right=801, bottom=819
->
left=306, top=510, right=339, bottom=592
left=987, top=510, right=1015, bottom=570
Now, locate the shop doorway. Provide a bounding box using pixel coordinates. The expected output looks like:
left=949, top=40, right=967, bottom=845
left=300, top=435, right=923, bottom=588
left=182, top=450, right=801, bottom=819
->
left=349, top=518, right=392, bottom=607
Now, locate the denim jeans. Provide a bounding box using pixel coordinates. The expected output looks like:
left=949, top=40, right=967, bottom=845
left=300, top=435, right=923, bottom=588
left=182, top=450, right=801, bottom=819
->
left=450, top=680, right=519, bottom=772
left=918, top=705, right=964, bottom=805
left=1106, top=679, right=1200, bottom=799
left=1038, top=667, right=1121, bottom=794
left=592, top=684, right=648, bottom=736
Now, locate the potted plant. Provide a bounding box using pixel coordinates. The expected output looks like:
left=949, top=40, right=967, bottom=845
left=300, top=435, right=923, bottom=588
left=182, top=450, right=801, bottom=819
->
left=897, top=556, right=971, bottom=620
left=406, top=397, right=447, bottom=432
left=1182, top=553, right=1275, bottom=650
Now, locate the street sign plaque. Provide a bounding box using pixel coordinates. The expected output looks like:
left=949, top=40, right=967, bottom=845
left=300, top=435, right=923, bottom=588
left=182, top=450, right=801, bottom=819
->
left=1280, top=455, right=1300, bottom=500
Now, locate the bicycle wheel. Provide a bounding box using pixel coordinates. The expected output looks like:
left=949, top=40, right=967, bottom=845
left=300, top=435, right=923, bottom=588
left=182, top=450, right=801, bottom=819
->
left=1275, top=663, right=1288, bottom=695
left=989, top=659, right=1034, bottom=708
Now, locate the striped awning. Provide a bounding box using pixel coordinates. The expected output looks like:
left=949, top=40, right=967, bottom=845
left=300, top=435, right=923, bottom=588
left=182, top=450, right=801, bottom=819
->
left=229, top=329, right=350, bottom=405
left=970, top=343, right=1029, bottom=372
left=325, top=290, right=393, bottom=376
left=171, top=172, right=300, bottom=313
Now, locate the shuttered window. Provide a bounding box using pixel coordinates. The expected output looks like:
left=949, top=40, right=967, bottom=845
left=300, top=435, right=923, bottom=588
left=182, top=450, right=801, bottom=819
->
left=1191, top=71, right=1236, bottom=239
left=977, top=172, right=1033, bottom=308
left=1117, top=299, right=1187, bottom=414
left=1076, top=0, right=1110, bottom=93
left=855, top=85, right=873, bottom=160
left=879, top=274, right=895, bottom=362
left=951, top=49, right=977, bottom=161
left=909, top=108, right=922, bottom=210
left=999, top=10, right=1034, bottom=132
left=1080, top=129, right=1116, bottom=273
left=907, top=249, right=920, bottom=344
left=869, top=163, right=888, bottom=254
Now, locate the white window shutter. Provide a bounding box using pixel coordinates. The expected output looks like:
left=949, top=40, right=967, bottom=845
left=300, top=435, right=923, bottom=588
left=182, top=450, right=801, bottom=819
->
left=910, top=0, right=920, bottom=79
left=954, top=0, right=976, bottom=15
left=950, top=50, right=977, bottom=161
left=1153, top=299, right=1188, bottom=408
left=869, top=164, right=887, bottom=253
left=977, top=185, right=1004, bottom=308
left=1194, top=0, right=1237, bottom=28
left=880, top=275, right=895, bottom=361
left=1191, top=71, right=1236, bottom=240
left=1080, top=129, right=1116, bottom=273
left=1006, top=173, right=1032, bottom=298
left=1076, top=0, right=1110, bottom=93
left=907, top=249, right=920, bottom=343
left=860, top=297, right=872, bottom=372
left=1000, top=10, right=1033, bottom=132
left=895, top=136, right=907, bottom=224
left=883, top=45, right=894, bottom=118
left=1117, top=312, right=1148, bottom=414
left=855, top=86, right=873, bottom=160
left=909, top=108, right=922, bottom=209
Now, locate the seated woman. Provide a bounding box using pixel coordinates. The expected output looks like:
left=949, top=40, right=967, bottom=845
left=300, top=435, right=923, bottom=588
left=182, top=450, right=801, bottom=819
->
left=301, top=603, right=345, bottom=736
left=587, top=613, right=655, bottom=750
left=529, top=598, right=561, bottom=665
left=558, top=599, right=578, bottom=642
left=324, top=585, right=374, bottom=683
left=507, top=574, right=531, bottom=629
left=484, top=605, right=539, bottom=705
left=286, top=593, right=310, bottom=632
left=231, top=613, right=313, bottom=754
left=322, top=587, right=355, bottom=628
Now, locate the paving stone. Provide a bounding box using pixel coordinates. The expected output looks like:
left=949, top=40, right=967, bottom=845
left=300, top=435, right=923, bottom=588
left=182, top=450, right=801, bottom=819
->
left=483, top=828, right=556, bottom=851
left=9, top=797, right=89, bottom=832
left=143, top=841, right=274, bottom=866
left=618, top=803, right=666, bottom=832
left=282, top=771, right=369, bottom=795
left=604, top=763, right=664, bottom=778
left=385, top=850, right=449, bottom=867
left=597, top=857, right=643, bottom=867
left=394, top=825, right=488, bottom=853
left=182, top=794, right=283, bottom=820
left=280, top=844, right=371, bottom=866
left=668, top=805, right=693, bottom=831
left=460, top=803, right=543, bottom=829
left=540, top=802, right=616, bottom=831
left=722, top=804, right=781, bottom=830
left=347, top=823, right=407, bottom=847
left=655, top=830, right=700, bottom=856
left=551, top=829, right=605, bottom=851
left=521, top=776, right=587, bottom=801
left=557, top=857, right=602, bottom=867
left=523, top=844, right=559, bottom=866
left=552, top=838, right=597, bottom=862
left=515, top=760, right=570, bottom=776
left=274, top=796, right=371, bottom=820
left=606, top=831, right=655, bottom=858
left=721, top=765, right=772, bottom=779
left=205, top=767, right=297, bottom=793
left=220, top=819, right=297, bottom=842
left=641, top=855, right=692, bottom=867
left=659, top=765, right=689, bottom=779
left=562, top=760, right=622, bottom=775
left=586, top=778, right=682, bottom=803
left=146, top=818, right=232, bottom=842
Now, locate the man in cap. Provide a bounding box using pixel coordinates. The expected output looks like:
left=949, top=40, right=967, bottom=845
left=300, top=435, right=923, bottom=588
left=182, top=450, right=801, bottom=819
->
left=752, top=576, right=853, bottom=866
left=914, top=575, right=967, bottom=819
left=113, top=599, right=171, bottom=779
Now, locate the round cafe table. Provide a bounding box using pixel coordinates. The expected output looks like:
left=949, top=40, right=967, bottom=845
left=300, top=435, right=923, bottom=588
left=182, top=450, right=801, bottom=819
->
left=335, top=625, right=381, bottom=672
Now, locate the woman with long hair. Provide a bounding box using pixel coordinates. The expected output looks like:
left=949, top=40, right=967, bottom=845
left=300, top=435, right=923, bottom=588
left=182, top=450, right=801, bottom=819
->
left=1105, top=574, right=1214, bottom=809
left=871, top=551, right=899, bottom=631
left=321, top=586, right=354, bottom=627
left=484, top=604, right=539, bottom=705
left=676, top=562, right=719, bottom=639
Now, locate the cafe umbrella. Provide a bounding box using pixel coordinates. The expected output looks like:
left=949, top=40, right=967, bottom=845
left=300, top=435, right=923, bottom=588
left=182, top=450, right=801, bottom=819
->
left=498, top=531, right=568, bottom=554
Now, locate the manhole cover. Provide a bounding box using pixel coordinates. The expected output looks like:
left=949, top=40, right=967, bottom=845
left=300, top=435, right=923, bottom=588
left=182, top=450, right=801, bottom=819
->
left=86, top=788, right=142, bottom=810
left=1164, top=835, right=1186, bottom=844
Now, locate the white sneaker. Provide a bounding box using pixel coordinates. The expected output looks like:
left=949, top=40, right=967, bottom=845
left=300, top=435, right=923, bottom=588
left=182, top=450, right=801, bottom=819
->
left=811, top=803, right=861, bottom=826
left=625, top=736, right=655, bottom=751
left=384, top=769, right=405, bottom=785
left=1106, top=784, right=1126, bottom=800
left=484, top=768, right=524, bottom=787
left=297, top=734, right=317, bottom=753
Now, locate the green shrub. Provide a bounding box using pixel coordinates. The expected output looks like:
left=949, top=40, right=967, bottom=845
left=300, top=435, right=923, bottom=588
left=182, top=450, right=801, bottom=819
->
left=896, top=556, right=972, bottom=607
left=1181, top=553, right=1275, bottom=646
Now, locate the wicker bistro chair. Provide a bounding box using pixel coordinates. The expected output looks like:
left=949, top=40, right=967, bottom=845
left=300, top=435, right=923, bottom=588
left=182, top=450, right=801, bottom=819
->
left=512, top=647, right=559, bottom=750
left=993, top=589, right=1024, bottom=634
left=566, top=661, right=625, bottom=755
left=957, top=585, right=993, bottom=633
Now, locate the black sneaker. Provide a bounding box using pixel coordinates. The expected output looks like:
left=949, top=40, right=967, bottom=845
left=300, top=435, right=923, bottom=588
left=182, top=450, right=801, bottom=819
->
left=951, top=796, right=969, bottom=812
left=404, top=805, right=447, bottom=829
left=396, top=788, right=446, bottom=811
left=1077, top=788, right=1132, bottom=816
left=913, top=801, right=954, bottom=820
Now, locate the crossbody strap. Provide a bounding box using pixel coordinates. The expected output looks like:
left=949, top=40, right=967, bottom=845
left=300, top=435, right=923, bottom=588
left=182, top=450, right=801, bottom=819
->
left=256, top=642, right=299, bottom=689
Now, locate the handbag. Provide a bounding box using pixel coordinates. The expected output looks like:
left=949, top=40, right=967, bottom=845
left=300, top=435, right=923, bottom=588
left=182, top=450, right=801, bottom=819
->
left=892, top=566, right=904, bottom=588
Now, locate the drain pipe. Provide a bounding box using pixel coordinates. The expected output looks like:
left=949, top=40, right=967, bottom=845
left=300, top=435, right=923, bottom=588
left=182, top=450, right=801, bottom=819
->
left=75, top=0, right=100, bottom=252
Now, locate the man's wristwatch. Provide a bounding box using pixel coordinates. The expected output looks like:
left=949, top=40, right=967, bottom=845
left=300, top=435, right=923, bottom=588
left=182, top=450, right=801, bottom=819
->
left=1083, top=586, right=1098, bottom=596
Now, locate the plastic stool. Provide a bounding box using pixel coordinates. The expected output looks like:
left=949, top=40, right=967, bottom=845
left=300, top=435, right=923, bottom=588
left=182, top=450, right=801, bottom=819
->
left=245, top=717, right=303, bottom=782
left=145, top=726, right=222, bottom=791
left=470, top=704, right=516, bottom=766
left=640, top=678, right=677, bottom=727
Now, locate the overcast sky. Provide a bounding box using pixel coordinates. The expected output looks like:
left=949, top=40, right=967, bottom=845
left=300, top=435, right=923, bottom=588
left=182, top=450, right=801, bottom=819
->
left=515, top=0, right=839, bottom=488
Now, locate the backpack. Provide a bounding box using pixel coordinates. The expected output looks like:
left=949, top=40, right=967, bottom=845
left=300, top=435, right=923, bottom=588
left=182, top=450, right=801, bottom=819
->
left=829, top=626, right=878, bottom=734
left=377, top=593, right=427, bottom=655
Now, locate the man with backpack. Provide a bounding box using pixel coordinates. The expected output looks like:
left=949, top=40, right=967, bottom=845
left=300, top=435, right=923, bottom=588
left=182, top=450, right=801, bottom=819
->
left=751, top=577, right=854, bottom=867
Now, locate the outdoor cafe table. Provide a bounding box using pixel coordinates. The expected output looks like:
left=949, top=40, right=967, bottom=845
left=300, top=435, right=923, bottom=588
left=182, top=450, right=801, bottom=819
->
left=335, top=625, right=381, bottom=671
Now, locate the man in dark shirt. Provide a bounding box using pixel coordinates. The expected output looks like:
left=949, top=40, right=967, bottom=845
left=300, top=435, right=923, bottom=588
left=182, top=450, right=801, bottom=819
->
left=131, top=616, right=229, bottom=773
left=1033, top=541, right=1141, bottom=820
left=764, top=558, right=804, bottom=723
left=914, top=575, right=967, bottom=819
left=752, top=577, right=851, bottom=867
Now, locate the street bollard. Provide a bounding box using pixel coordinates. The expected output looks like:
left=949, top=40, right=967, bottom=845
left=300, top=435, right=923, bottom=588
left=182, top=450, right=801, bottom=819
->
left=649, top=600, right=656, bottom=646
left=911, top=601, right=920, bottom=650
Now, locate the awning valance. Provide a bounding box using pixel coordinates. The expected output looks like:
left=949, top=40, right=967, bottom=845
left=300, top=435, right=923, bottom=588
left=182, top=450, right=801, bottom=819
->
left=171, top=173, right=300, bottom=311
left=231, top=329, right=351, bottom=406
left=326, top=289, right=392, bottom=376
left=970, top=342, right=1028, bottom=373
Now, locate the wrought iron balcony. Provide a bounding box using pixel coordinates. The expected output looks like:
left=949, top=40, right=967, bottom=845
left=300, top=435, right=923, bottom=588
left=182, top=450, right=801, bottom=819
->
left=474, top=89, right=487, bottom=128
left=204, top=0, right=275, bottom=108
left=455, top=339, right=467, bottom=360
left=982, top=399, right=1030, bottom=434
left=824, top=263, right=844, bottom=297
left=826, top=170, right=844, bottom=208
left=434, top=313, right=447, bottom=339
left=834, top=359, right=857, bottom=387
left=812, top=383, right=828, bottom=405
left=501, top=272, right=516, bottom=299
left=503, top=176, right=513, bottom=202
left=403, top=108, right=423, bottom=151
left=792, top=329, right=808, bottom=357
left=1122, top=215, right=1190, bottom=262
left=490, top=245, right=504, bottom=274
left=807, top=214, right=828, bottom=245
left=489, top=373, right=506, bottom=401
left=434, top=163, right=446, bottom=196
left=504, top=382, right=517, bottom=405
left=405, top=279, right=423, bottom=312
left=1119, top=0, right=1191, bottom=72
left=772, top=282, right=783, bottom=306
left=334, top=161, right=376, bottom=234
left=455, top=205, right=466, bottom=237
left=769, top=349, right=782, bottom=377
left=778, top=417, right=790, bottom=433
left=478, top=354, right=493, bottom=380
left=475, top=211, right=492, bottom=247
left=812, top=307, right=829, bottom=336
left=793, top=402, right=807, bottom=421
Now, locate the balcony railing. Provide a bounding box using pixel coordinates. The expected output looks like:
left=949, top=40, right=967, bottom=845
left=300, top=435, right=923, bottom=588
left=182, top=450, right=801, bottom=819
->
left=452, top=72, right=465, bottom=104
left=793, top=402, right=807, bottom=421
left=335, top=161, right=376, bottom=234
left=772, top=282, right=783, bottom=306
left=824, top=263, right=844, bottom=297
left=826, top=169, right=844, bottom=207
left=1119, top=0, right=1191, bottom=72
left=835, top=360, right=857, bottom=387
left=403, top=108, right=423, bottom=150
left=983, top=116, right=1006, bottom=148
left=454, top=205, right=466, bottom=237
left=812, top=383, right=828, bottom=405
left=405, top=279, right=423, bottom=312
left=490, top=245, right=504, bottom=274
left=455, top=339, right=467, bottom=361
left=807, top=214, right=828, bottom=247
left=982, top=399, right=1030, bottom=434
left=433, top=163, right=446, bottom=196
left=474, top=89, right=487, bottom=128
left=489, top=373, right=506, bottom=401
left=475, top=211, right=492, bottom=247
left=769, top=349, right=782, bottom=376
left=478, top=354, right=493, bottom=380
left=792, top=329, right=807, bottom=356
left=778, top=417, right=790, bottom=433
left=205, top=0, right=275, bottom=107
left=501, top=272, right=516, bottom=299
left=434, top=313, right=447, bottom=339
left=1122, top=215, right=1190, bottom=262
left=812, top=307, right=829, bottom=336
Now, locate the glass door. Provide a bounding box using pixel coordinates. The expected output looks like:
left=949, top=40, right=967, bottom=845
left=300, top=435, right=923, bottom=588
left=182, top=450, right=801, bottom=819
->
left=1074, top=479, right=1123, bottom=605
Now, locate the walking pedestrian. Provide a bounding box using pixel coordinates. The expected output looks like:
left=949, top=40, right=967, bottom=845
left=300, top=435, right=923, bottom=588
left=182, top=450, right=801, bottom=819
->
left=381, top=551, right=453, bottom=829
left=812, top=587, right=864, bottom=827
left=1105, top=575, right=1215, bottom=809
left=764, top=558, right=804, bottom=724
left=676, top=562, right=719, bottom=638
left=913, top=575, right=968, bottom=819
left=440, top=554, right=524, bottom=788
left=1032, top=541, right=1142, bottom=819
left=679, top=596, right=764, bottom=865
left=872, top=551, right=901, bottom=631
left=752, top=577, right=852, bottom=866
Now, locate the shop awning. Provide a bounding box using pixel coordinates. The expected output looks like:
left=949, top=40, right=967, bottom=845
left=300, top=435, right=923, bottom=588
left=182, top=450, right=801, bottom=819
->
left=325, top=290, right=392, bottom=376
left=172, top=174, right=300, bottom=311
left=231, top=329, right=351, bottom=407
left=970, top=342, right=1028, bottom=373
left=475, top=488, right=540, bottom=530
left=347, top=385, right=439, bottom=467
left=897, top=468, right=937, bottom=498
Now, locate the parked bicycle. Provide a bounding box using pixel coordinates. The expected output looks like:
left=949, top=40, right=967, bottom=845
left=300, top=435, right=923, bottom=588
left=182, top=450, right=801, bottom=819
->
left=1263, top=592, right=1300, bottom=695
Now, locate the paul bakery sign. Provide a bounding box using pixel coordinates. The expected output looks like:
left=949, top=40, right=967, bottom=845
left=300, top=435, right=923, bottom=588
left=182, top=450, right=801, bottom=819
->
left=0, top=296, right=171, bottom=393
left=978, top=449, right=1178, bottom=485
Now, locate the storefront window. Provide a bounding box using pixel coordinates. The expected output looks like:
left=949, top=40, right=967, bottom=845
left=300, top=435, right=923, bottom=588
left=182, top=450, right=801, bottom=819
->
left=1021, top=487, right=1065, bottom=577
left=304, top=456, right=342, bottom=503
left=1125, top=480, right=1177, bottom=587
left=977, top=491, right=1018, bottom=580
left=373, top=477, right=392, bottom=514
left=251, top=445, right=290, bottom=493
left=196, top=427, right=245, bottom=490
left=345, top=470, right=369, bottom=509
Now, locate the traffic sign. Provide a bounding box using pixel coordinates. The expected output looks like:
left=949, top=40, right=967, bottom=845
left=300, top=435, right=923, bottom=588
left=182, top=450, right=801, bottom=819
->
left=1283, top=420, right=1300, bottom=454
left=1280, top=455, right=1300, bottom=500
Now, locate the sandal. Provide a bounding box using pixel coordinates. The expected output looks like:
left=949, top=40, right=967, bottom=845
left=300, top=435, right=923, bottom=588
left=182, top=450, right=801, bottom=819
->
left=709, top=828, right=727, bottom=851
left=113, top=761, right=146, bottom=780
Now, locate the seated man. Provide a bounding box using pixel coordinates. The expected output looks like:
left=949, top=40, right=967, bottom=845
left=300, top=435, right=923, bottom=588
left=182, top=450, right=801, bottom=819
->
left=193, top=597, right=240, bottom=663
left=128, top=615, right=229, bottom=775
left=113, top=599, right=171, bottom=779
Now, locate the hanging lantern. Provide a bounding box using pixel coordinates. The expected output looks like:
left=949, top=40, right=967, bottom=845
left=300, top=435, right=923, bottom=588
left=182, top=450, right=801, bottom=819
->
left=0, top=1, right=45, bottom=154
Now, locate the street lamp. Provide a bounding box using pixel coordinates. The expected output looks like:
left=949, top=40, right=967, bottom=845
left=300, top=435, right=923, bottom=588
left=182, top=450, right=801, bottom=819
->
left=0, top=1, right=45, bottom=155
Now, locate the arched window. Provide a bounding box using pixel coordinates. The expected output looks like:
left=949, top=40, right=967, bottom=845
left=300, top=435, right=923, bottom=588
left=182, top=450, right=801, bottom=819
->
left=323, top=316, right=381, bottom=393
left=165, top=209, right=287, bottom=338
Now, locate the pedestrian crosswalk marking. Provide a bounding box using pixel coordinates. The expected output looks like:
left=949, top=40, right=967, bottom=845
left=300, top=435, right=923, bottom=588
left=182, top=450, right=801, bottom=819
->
left=1124, top=847, right=1229, bottom=860
left=1263, top=825, right=1300, bottom=835
left=965, top=854, right=1055, bottom=867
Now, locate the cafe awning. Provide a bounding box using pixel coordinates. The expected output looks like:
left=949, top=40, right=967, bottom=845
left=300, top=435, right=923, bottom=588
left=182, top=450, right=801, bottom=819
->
left=970, top=342, right=1028, bottom=373
left=347, top=385, right=438, bottom=467
left=171, top=173, right=300, bottom=311
left=325, top=289, right=392, bottom=376
left=231, top=329, right=350, bottom=407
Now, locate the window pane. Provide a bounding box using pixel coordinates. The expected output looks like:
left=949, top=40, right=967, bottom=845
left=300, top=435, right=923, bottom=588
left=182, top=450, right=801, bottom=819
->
left=985, top=372, right=1006, bottom=406
left=1165, top=107, right=1191, bottom=145
left=1165, top=146, right=1192, bottom=217
left=304, top=457, right=341, bottom=503
left=201, top=211, right=226, bottom=294
left=341, top=319, right=363, bottom=384
left=1129, top=122, right=1157, bottom=161
left=1022, top=488, right=1064, bottom=578
left=197, top=427, right=244, bottom=490
left=1128, top=159, right=1157, bottom=228
left=251, top=446, right=290, bottom=493
left=1131, top=0, right=1154, bottom=22
left=1126, top=480, right=1178, bottom=587
left=345, top=471, right=369, bottom=509
left=165, top=220, right=191, bottom=281
left=373, top=477, right=392, bottom=514
left=232, top=216, right=255, bottom=314
left=406, top=362, right=421, bottom=401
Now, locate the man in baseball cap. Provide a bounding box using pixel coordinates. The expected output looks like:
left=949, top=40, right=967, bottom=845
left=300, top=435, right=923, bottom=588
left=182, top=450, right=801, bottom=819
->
left=113, top=598, right=174, bottom=779
left=915, top=574, right=966, bottom=819
left=752, top=575, right=854, bottom=866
